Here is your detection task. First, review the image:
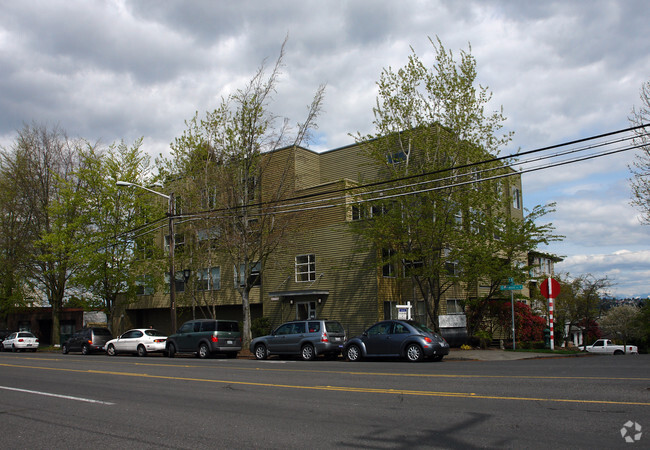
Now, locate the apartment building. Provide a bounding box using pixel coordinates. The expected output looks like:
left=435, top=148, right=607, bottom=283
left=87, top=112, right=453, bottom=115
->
left=119, top=139, right=526, bottom=339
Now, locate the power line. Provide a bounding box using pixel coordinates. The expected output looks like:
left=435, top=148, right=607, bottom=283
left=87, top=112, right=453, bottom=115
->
left=116, top=124, right=648, bottom=235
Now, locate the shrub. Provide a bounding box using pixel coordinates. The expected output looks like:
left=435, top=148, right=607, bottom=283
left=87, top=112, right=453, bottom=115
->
left=251, top=317, right=272, bottom=338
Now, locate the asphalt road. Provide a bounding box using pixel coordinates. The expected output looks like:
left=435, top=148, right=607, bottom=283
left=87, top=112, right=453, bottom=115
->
left=0, top=352, right=648, bottom=449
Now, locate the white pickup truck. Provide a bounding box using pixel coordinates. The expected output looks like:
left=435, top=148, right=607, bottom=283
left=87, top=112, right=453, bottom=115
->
left=581, top=339, right=638, bottom=354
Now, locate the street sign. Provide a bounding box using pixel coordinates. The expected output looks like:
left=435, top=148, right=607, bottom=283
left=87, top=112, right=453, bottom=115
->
left=540, top=278, right=561, bottom=298
left=500, top=284, right=523, bottom=291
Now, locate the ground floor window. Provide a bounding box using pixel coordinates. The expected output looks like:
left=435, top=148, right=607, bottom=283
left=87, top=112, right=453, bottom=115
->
left=446, top=299, right=464, bottom=314
left=197, top=267, right=221, bottom=291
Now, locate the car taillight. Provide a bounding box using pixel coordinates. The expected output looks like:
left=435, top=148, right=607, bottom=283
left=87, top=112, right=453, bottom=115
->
left=88, top=340, right=93, bottom=345
left=321, top=332, right=329, bottom=343
left=18, top=339, right=24, bottom=342
left=423, top=336, right=433, bottom=343
left=154, top=339, right=165, bottom=343
left=211, top=336, right=219, bottom=343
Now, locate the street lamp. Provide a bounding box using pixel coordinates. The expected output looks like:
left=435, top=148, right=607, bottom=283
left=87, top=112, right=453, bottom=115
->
left=116, top=180, right=177, bottom=332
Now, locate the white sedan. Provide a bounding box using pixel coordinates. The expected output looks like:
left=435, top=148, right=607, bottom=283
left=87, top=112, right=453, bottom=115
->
left=2, top=332, right=39, bottom=352
left=105, top=328, right=167, bottom=357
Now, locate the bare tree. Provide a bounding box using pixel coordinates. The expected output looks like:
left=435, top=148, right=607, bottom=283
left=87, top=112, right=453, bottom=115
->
left=159, top=38, right=325, bottom=345
left=599, top=304, right=642, bottom=347
left=629, top=80, right=650, bottom=224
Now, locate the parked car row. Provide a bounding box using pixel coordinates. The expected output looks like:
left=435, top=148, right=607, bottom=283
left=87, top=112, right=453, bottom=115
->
left=4, top=318, right=449, bottom=363
left=250, top=319, right=450, bottom=362
left=58, top=319, right=243, bottom=359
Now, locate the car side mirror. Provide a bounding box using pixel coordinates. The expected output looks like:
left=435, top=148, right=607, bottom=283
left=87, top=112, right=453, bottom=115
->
left=362, top=332, right=368, bottom=337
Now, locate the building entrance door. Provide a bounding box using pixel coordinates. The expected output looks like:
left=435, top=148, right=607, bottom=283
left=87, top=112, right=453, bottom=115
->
left=296, top=301, right=317, bottom=320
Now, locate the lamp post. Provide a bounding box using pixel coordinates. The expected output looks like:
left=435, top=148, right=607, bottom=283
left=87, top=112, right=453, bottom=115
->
left=116, top=181, right=177, bottom=332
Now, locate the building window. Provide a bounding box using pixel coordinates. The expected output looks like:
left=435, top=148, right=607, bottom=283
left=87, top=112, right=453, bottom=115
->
left=165, top=272, right=186, bottom=293
left=201, top=187, right=217, bottom=210
left=386, top=151, right=406, bottom=164
left=382, top=249, right=396, bottom=278
left=512, top=187, right=521, bottom=209
left=164, top=234, right=185, bottom=253
left=234, top=262, right=261, bottom=287
left=135, top=236, right=154, bottom=260
left=197, top=267, right=221, bottom=291
left=295, top=254, right=316, bottom=282
left=135, top=275, right=154, bottom=296
left=446, top=299, right=464, bottom=314
left=351, top=203, right=365, bottom=221
left=445, top=260, right=460, bottom=276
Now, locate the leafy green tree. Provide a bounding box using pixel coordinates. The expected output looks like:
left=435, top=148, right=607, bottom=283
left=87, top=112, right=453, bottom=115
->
left=351, top=37, right=559, bottom=333
left=634, top=299, right=650, bottom=352
left=628, top=80, right=650, bottom=224
left=158, top=39, right=325, bottom=345
left=60, top=138, right=159, bottom=329
left=0, top=123, right=85, bottom=345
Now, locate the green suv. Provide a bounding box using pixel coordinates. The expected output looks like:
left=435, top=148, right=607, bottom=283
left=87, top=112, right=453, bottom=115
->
left=250, top=319, right=346, bottom=361
left=166, top=319, right=241, bottom=359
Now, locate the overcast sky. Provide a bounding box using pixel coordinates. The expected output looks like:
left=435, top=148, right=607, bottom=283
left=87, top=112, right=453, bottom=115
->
left=1, top=0, right=648, bottom=298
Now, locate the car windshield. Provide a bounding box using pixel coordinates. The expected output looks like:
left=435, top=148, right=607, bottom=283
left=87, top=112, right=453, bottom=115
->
left=18, top=332, right=35, bottom=338
left=145, top=329, right=166, bottom=337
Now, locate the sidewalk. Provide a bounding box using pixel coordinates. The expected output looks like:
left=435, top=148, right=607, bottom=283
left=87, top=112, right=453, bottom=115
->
left=445, top=348, right=588, bottom=361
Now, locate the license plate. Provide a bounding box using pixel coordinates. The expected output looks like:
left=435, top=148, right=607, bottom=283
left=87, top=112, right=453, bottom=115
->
left=333, top=337, right=341, bottom=342
left=227, top=340, right=233, bottom=345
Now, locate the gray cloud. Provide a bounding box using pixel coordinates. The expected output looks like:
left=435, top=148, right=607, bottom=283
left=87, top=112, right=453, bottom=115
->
left=1, top=0, right=648, bottom=296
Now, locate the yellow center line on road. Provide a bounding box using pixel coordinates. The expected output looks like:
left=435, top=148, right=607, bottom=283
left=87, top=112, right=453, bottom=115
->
left=2, top=362, right=649, bottom=407
left=9, top=355, right=650, bottom=382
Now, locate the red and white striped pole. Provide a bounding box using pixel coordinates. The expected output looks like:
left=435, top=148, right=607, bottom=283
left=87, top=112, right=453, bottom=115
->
left=548, top=277, right=555, bottom=350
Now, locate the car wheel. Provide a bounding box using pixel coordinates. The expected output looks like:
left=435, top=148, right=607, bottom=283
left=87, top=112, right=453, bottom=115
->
left=81, top=344, right=90, bottom=355
left=301, top=344, right=315, bottom=361
left=614, top=350, right=624, bottom=355
left=405, top=343, right=423, bottom=362
left=198, top=343, right=210, bottom=359
left=254, top=344, right=268, bottom=360
left=167, top=343, right=176, bottom=358
left=106, top=344, right=117, bottom=356
left=62, top=344, right=69, bottom=354
left=137, top=345, right=147, bottom=357
left=345, top=344, right=361, bottom=362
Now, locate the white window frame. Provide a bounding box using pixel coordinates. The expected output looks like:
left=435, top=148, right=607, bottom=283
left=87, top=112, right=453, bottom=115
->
left=512, top=187, right=521, bottom=209
left=295, top=254, right=316, bottom=282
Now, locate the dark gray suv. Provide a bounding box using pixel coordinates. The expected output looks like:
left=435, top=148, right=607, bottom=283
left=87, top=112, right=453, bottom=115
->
left=62, top=327, right=113, bottom=355
left=166, top=319, right=241, bottom=359
left=250, top=319, right=346, bottom=361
